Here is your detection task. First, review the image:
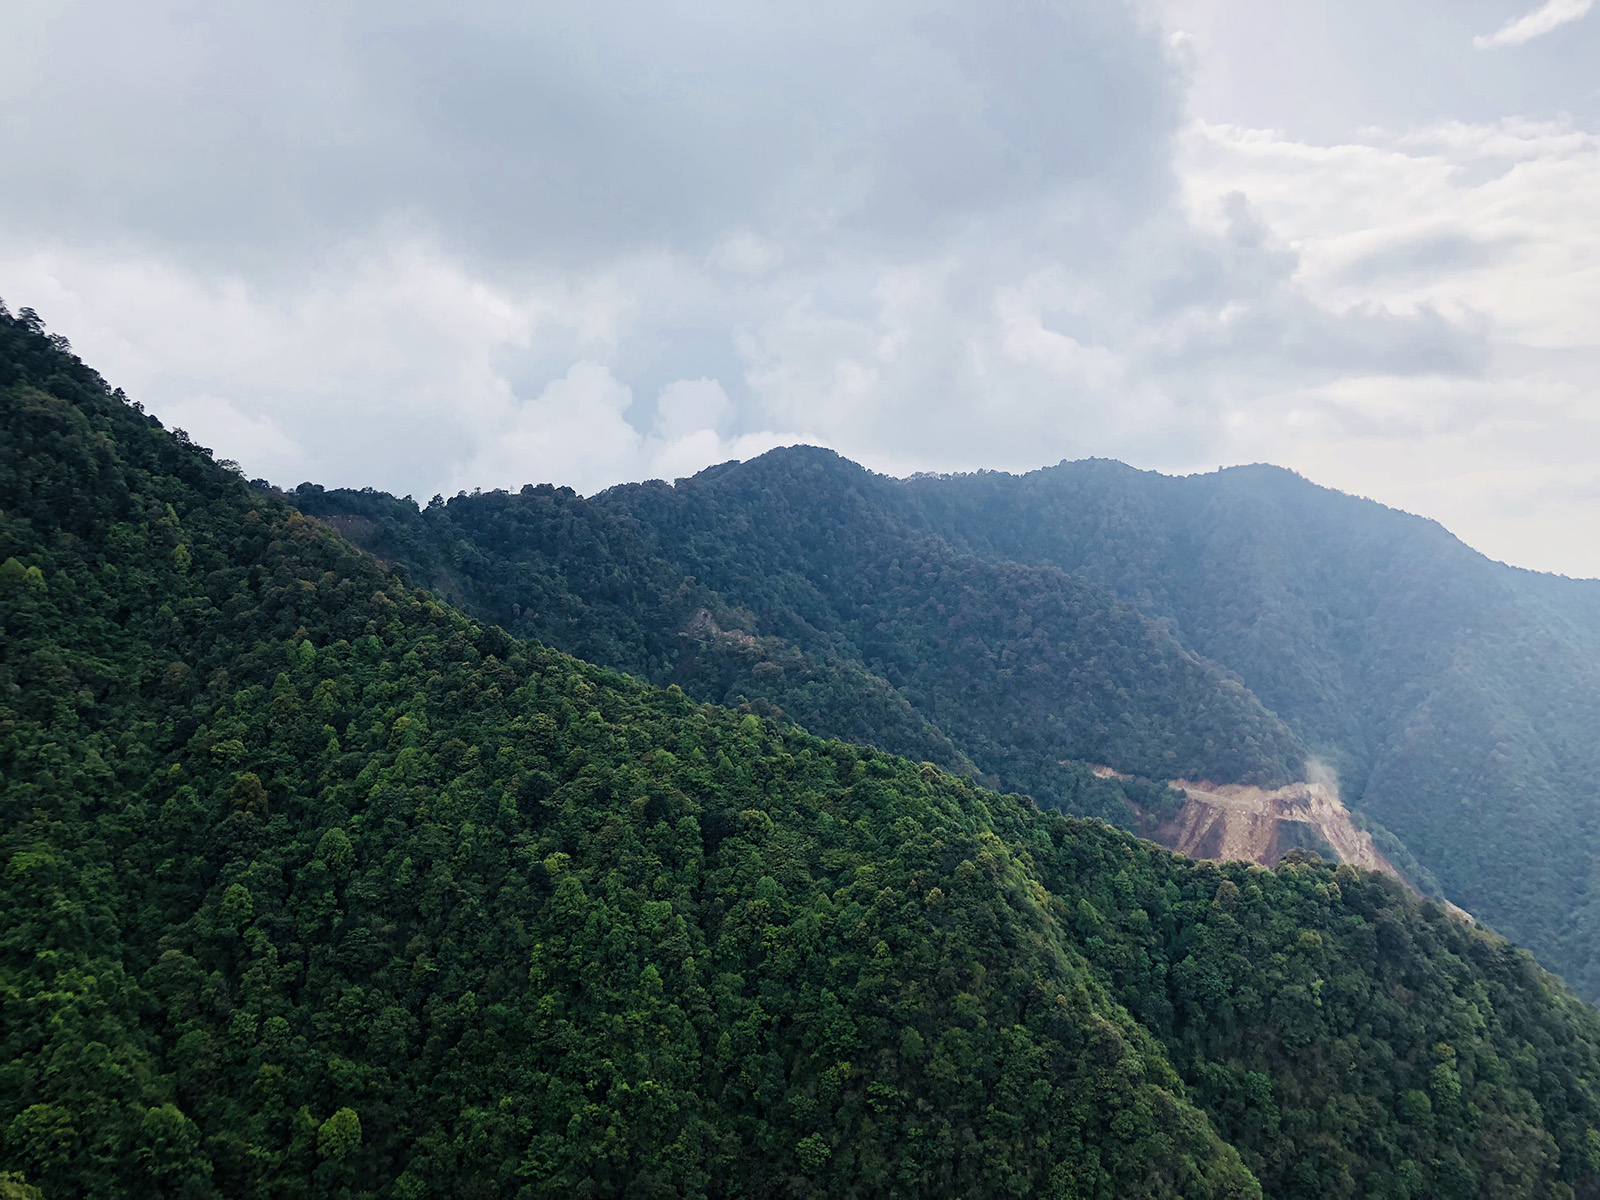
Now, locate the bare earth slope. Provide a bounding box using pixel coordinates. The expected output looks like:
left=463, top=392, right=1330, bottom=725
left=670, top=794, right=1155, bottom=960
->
left=1134, top=771, right=1475, bottom=919
left=1159, top=779, right=1391, bottom=873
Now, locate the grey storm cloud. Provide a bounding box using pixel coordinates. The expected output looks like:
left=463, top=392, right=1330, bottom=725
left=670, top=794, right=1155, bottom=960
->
left=0, top=0, right=1178, bottom=270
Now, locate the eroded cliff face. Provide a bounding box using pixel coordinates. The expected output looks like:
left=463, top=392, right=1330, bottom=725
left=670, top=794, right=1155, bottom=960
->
left=1093, top=765, right=1472, bottom=919
left=1156, top=779, right=1392, bottom=873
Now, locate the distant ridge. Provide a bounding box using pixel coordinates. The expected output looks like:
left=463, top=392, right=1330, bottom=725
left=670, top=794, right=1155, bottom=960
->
left=307, top=444, right=1600, bottom=997
left=901, top=454, right=1600, bottom=995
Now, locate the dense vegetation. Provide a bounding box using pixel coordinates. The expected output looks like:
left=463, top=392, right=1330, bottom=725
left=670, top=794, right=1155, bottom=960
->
left=294, top=453, right=1304, bottom=832
left=303, top=447, right=1600, bottom=1000
left=897, top=461, right=1600, bottom=999
left=8, top=310, right=1600, bottom=1197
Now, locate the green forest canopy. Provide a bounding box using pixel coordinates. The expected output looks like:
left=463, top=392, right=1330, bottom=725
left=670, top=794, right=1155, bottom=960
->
left=298, top=441, right=1600, bottom=1001
left=5, top=304, right=1600, bottom=1198
left=898, top=458, right=1600, bottom=1000
left=292, top=457, right=1305, bottom=832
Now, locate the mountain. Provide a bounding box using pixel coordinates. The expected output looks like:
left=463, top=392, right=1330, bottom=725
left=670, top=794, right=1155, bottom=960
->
left=293, top=452, right=1306, bottom=832
left=9, top=306, right=1600, bottom=1198
left=298, top=448, right=1600, bottom=998
left=896, top=461, right=1600, bottom=998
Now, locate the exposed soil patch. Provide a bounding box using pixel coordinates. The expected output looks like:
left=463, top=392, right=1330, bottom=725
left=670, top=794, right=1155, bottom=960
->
left=1158, top=779, right=1392, bottom=874
left=1092, top=765, right=1472, bottom=920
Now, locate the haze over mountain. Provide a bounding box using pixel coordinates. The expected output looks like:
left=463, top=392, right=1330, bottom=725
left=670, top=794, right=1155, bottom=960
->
left=903, top=458, right=1600, bottom=988
left=10, top=291, right=1600, bottom=1196
left=299, top=444, right=1600, bottom=1000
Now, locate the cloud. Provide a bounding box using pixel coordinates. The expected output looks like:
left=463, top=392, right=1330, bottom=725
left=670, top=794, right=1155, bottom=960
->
left=1337, top=234, right=1506, bottom=285
left=1158, top=0, right=1600, bottom=144
left=450, top=361, right=642, bottom=496
left=0, top=0, right=1180, bottom=271
left=1175, top=117, right=1600, bottom=574
left=2, top=0, right=1596, bottom=575
left=1474, top=0, right=1594, bottom=49
left=655, top=379, right=732, bottom=441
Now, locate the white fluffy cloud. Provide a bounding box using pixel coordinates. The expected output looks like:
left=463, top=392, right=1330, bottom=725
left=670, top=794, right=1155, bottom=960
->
left=1475, top=0, right=1594, bottom=48
left=0, top=238, right=818, bottom=496
left=2, top=0, right=1597, bottom=574
left=1176, top=118, right=1600, bottom=574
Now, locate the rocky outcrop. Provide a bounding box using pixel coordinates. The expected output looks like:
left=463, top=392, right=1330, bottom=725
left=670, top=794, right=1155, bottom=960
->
left=1156, top=779, right=1393, bottom=873
left=1095, top=765, right=1472, bottom=919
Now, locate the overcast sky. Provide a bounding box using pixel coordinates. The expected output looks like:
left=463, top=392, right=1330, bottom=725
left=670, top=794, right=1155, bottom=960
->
left=2, top=1, right=1597, bottom=576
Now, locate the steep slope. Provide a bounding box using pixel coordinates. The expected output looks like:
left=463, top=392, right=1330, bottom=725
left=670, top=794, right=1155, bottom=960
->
left=901, top=460, right=1600, bottom=998
left=10, top=308, right=1600, bottom=1199
left=0, top=309, right=1251, bottom=1198
left=294, top=451, right=1305, bottom=830
left=297, top=448, right=1600, bottom=997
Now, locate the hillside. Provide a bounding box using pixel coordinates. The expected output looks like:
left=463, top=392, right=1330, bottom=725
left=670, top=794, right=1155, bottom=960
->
left=302, top=449, right=1600, bottom=1000
left=10, top=308, right=1600, bottom=1196
left=293, top=452, right=1305, bottom=832
left=900, top=461, right=1600, bottom=998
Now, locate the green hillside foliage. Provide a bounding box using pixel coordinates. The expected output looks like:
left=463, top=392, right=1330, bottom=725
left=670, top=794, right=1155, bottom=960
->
left=302, top=448, right=1600, bottom=1001
left=0, top=308, right=1246, bottom=1199
left=294, top=452, right=1304, bottom=831
left=8, top=309, right=1600, bottom=1197
left=898, top=460, right=1600, bottom=1000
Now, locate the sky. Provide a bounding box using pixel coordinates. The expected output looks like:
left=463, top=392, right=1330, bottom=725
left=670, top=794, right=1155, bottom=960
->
left=1, top=1, right=1596, bottom=576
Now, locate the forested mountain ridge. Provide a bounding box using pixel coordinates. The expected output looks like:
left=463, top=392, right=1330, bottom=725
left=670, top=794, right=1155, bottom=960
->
left=0, top=307, right=1245, bottom=1198
left=294, top=450, right=1307, bottom=831
left=302, top=447, right=1600, bottom=999
left=896, top=461, right=1600, bottom=999
left=9, top=310, right=1600, bottom=1196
